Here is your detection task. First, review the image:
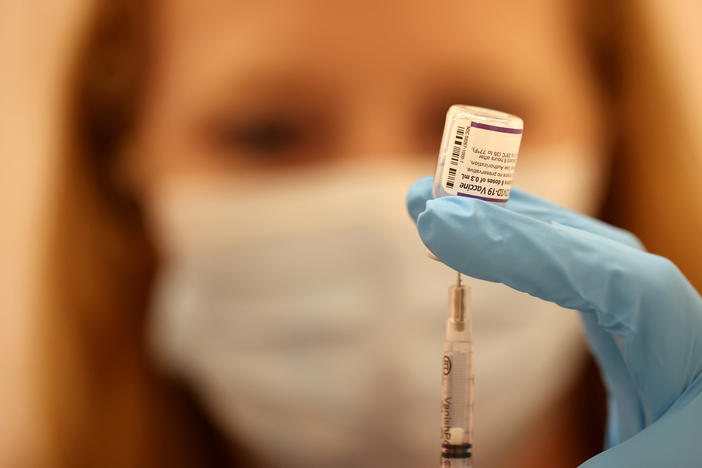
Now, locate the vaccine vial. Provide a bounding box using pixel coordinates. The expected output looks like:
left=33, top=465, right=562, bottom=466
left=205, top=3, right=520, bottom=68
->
left=433, top=105, right=523, bottom=203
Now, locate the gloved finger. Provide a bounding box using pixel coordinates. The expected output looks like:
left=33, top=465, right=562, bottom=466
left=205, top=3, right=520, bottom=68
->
left=417, top=195, right=702, bottom=422
left=580, top=312, right=646, bottom=444
left=580, top=389, right=702, bottom=467
left=406, top=176, right=433, bottom=223
left=505, top=185, right=648, bottom=437
left=407, top=177, right=643, bottom=250
left=507, top=188, right=644, bottom=250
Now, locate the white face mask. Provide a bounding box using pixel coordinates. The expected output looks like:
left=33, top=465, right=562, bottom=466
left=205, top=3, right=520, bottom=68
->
left=146, top=153, right=598, bottom=468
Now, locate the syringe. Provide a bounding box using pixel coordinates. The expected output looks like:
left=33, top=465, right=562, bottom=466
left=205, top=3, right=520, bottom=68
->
left=440, top=272, right=473, bottom=468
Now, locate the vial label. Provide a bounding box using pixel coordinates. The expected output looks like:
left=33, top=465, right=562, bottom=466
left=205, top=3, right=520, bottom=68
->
left=440, top=118, right=522, bottom=202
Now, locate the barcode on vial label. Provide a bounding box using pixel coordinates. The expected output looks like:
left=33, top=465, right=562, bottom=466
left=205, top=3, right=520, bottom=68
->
left=446, top=125, right=465, bottom=189
left=446, top=167, right=457, bottom=189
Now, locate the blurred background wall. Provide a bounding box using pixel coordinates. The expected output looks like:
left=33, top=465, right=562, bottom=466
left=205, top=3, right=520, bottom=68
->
left=0, top=0, right=93, bottom=464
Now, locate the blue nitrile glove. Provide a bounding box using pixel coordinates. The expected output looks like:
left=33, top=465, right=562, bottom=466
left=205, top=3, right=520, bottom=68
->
left=407, top=176, right=702, bottom=467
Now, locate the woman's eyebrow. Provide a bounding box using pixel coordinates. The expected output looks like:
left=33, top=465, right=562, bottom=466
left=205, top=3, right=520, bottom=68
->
left=191, top=68, right=334, bottom=113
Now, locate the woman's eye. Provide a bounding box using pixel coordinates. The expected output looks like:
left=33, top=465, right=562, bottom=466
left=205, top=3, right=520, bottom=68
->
left=212, top=119, right=305, bottom=157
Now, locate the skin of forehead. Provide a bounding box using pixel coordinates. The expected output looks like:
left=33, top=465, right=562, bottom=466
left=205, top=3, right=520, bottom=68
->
left=150, top=0, right=582, bottom=99
left=133, top=0, right=603, bottom=184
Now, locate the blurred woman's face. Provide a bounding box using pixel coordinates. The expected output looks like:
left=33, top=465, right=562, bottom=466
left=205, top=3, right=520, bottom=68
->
left=138, top=4, right=606, bottom=466
left=133, top=0, right=607, bottom=194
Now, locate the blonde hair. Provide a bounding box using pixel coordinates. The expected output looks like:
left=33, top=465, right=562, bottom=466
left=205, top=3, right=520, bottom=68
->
left=599, top=0, right=702, bottom=286
left=38, top=1, right=236, bottom=466
left=35, top=0, right=702, bottom=466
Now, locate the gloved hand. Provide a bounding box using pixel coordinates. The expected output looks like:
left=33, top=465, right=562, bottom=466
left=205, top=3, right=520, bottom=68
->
left=407, top=176, right=702, bottom=467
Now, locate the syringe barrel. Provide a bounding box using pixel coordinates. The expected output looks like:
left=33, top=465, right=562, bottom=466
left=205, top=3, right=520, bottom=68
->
left=440, top=339, right=473, bottom=467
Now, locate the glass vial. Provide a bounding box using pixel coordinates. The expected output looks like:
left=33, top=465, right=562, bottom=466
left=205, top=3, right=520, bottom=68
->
left=433, top=105, right=524, bottom=202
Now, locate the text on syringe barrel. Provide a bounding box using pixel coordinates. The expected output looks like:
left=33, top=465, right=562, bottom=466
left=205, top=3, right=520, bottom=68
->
left=441, top=340, right=474, bottom=447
